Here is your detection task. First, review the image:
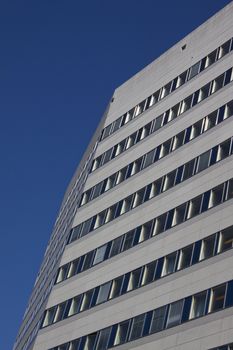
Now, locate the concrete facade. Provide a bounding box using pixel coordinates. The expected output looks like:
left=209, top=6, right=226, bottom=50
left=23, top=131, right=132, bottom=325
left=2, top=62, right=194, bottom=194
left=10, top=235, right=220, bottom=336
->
left=15, top=2, right=233, bottom=350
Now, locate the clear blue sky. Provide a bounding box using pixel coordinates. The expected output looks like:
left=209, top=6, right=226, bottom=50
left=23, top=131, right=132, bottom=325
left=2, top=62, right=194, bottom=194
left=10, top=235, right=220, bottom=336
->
left=0, top=1, right=231, bottom=349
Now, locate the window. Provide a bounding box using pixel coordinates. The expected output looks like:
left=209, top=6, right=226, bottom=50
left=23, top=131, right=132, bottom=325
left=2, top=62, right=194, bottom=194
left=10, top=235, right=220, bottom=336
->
left=186, top=195, right=202, bottom=219
left=166, top=300, right=183, bottom=328
left=141, top=261, right=157, bottom=285
left=208, top=184, right=224, bottom=208
left=114, top=320, right=130, bottom=345
left=43, top=307, right=56, bottom=327
left=84, top=333, right=97, bottom=350
left=132, top=188, right=146, bottom=208
left=143, top=149, right=155, bottom=168
left=190, top=291, right=207, bottom=319
left=182, top=159, right=195, bottom=180
left=80, top=290, right=94, bottom=312
left=96, top=282, right=111, bottom=304
left=109, top=276, right=124, bottom=299
left=56, top=264, right=69, bottom=283
left=189, top=61, right=200, bottom=79
left=112, top=117, right=122, bottom=133
left=69, top=225, right=82, bottom=243
left=102, top=124, right=112, bottom=140
left=162, top=170, right=176, bottom=192
left=153, top=115, right=163, bottom=131
left=178, top=245, right=193, bottom=270
left=177, top=71, right=188, bottom=88
left=226, top=179, right=233, bottom=200
left=82, top=251, right=94, bottom=271
left=200, top=235, right=215, bottom=260
left=216, top=139, right=231, bottom=161
left=94, top=211, right=106, bottom=229
left=68, top=296, right=82, bottom=316
left=209, top=284, right=226, bottom=312
left=53, top=302, right=66, bottom=322
left=139, top=220, right=154, bottom=242
left=127, top=268, right=142, bottom=291
left=92, top=182, right=103, bottom=200
left=172, top=130, right=185, bottom=151
left=150, top=306, right=167, bottom=333
left=153, top=214, right=167, bottom=235
left=150, top=178, right=163, bottom=198
left=217, top=41, right=229, bottom=60
left=81, top=218, right=93, bottom=237
left=93, top=244, right=107, bottom=265
left=69, top=339, right=81, bottom=350
left=218, top=226, right=233, bottom=252
left=95, top=328, right=111, bottom=350
left=109, top=236, right=122, bottom=258
left=121, top=230, right=135, bottom=251
left=129, top=314, right=145, bottom=341
left=172, top=203, right=187, bottom=226
left=203, top=110, right=218, bottom=131
left=162, top=252, right=177, bottom=276
left=67, top=259, right=79, bottom=279
left=197, top=150, right=211, bottom=172
left=120, top=195, right=133, bottom=215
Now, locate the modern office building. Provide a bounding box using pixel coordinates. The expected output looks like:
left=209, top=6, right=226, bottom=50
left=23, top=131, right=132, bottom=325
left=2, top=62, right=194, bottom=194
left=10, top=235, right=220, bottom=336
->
left=14, top=2, right=233, bottom=350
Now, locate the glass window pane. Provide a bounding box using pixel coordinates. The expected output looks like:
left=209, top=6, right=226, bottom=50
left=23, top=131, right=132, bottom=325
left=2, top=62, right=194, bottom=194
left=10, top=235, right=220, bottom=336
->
left=200, top=235, right=215, bottom=260
left=166, top=300, right=183, bottom=328
left=109, top=236, right=122, bottom=258
left=162, top=252, right=177, bottom=276
left=150, top=306, right=167, bottom=333
left=109, top=276, right=124, bottom=299
left=129, top=314, right=145, bottom=341
left=218, top=226, right=233, bottom=252
left=209, top=284, right=226, bottom=312
left=95, top=327, right=111, bottom=350
left=68, top=296, right=82, bottom=316
left=93, top=244, right=107, bottom=265
left=186, top=195, right=202, bottom=219
left=122, top=230, right=135, bottom=251
left=96, top=282, right=111, bottom=304
left=80, top=290, right=94, bottom=311
left=197, top=150, right=211, bottom=172
left=189, top=61, right=200, bottom=79
left=127, top=268, right=143, bottom=291
left=114, top=320, right=130, bottom=345
left=189, top=291, right=207, bottom=319
left=142, top=261, right=157, bottom=285
left=178, top=245, right=193, bottom=270
left=84, top=333, right=97, bottom=350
